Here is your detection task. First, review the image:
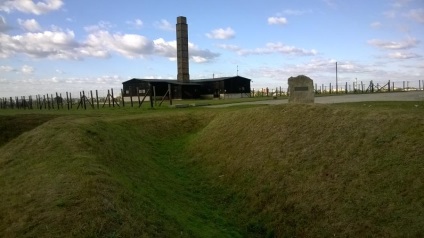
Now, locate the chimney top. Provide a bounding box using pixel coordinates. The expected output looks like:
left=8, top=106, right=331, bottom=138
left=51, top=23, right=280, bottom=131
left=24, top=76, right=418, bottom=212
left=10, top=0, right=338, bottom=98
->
left=177, top=16, right=187, bottom=24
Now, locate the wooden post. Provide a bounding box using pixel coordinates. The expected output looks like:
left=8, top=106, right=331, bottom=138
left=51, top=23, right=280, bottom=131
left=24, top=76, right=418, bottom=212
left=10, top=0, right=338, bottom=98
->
left=388, top=80, right=391, bottom=92
left=47, top=94, right=51, bottom=110
left=345, top=82, right=348, bottom=94
left=88, top=91, right=92, bottom=109
left=83, top=91, right=87, bottom=110
left=70, top=93, right=73, bottom=109
left=66, top=92, right=69, bottom=110
left=149, top=84, right=154, bottom=108
left=129, top=86, right=133, bottom=107
left=96, top=90, right=99, bottom=109
left=329, top=83, right=332, bottom=94
left=56, top=92, right=59, bottom=109
left=153, top=86, right=156, bottom=106
left=137, top=87, right=141, bottom=107
left=121, top=89, right=125, bottom=107
left=107, top=90, right=111, bottom=107
left=168, top=84, right=172, bottom=106
left=111, top=88, right=115, bottom=107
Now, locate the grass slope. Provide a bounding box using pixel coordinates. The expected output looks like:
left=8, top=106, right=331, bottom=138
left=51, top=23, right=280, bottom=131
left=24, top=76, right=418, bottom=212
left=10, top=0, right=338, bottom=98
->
left=0, top=111, right=243, bottom=237
left=1, top=102, right=423, bottom=237
left=187, top=102, right=424, bottom=237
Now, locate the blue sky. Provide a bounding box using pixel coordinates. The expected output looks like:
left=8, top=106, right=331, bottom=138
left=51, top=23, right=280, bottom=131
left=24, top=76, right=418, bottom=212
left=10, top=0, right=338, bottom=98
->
left=0, top=0, right=423, bottom=97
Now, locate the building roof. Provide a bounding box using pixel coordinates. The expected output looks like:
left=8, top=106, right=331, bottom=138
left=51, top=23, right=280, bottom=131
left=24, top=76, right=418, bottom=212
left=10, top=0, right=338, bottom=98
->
left=122, top=76, right=251, bottom=85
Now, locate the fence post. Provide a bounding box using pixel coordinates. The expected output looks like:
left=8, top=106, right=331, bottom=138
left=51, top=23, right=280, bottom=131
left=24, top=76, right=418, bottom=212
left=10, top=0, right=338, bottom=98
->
left=66, top=92, right=69, bottom=110
left=89, top=91, right=93, bottom=109
left=121, top=89, right=125, bottom=108
left=149, top=84, right=154, bottom=108
left=153, top=86, right=156, bottom=106
left=129, top=86, right=133, bottom=107
left=93, top=90, right=97, bottom=109
left=136, top=87, right=141, bottom=107
left=111, top=88, right=115, bottom=107
left=168, top=83, right=173, bottom=106
left=83, top=91, right=87, bottom=110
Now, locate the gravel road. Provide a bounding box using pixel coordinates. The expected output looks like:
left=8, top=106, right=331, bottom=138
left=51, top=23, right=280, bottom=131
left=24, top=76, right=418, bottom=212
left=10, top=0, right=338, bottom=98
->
left=208, top=91, right=424, bottom=108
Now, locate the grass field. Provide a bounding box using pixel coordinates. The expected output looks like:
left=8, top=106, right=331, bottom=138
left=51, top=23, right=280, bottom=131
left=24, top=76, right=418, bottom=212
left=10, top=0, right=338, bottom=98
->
left=0, top=101, right=423, bottom=237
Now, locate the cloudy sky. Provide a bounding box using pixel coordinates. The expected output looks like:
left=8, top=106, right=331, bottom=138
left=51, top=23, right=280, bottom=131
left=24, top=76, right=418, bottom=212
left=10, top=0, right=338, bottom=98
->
left=0, top=0, right=423, bottom=97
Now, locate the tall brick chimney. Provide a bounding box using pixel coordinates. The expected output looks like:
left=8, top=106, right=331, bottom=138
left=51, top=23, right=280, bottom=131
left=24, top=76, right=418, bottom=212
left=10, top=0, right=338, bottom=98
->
left=176, top=16, right=190, bottom=83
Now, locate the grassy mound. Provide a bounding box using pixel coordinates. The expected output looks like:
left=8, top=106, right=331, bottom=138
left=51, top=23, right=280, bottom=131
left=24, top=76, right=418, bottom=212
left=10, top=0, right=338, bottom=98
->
left=1, top=102, right=423, bottom=237
left=0, top=111, right=242, bottom=237
left=187, top=103, right=424, bottom=237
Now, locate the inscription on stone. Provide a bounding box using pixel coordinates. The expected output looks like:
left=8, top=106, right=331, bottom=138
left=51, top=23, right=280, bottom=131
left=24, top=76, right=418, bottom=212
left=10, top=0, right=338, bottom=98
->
left=294, top=86, right=309, bottom=91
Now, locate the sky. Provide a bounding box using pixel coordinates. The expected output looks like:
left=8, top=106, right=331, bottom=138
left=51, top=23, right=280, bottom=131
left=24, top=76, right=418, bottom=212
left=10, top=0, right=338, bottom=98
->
left=0, top=0, right=423, bottom=97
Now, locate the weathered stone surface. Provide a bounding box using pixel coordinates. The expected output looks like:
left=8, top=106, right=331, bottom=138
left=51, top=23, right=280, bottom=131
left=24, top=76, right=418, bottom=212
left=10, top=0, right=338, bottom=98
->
left=288, top=75, right=314, bottom=103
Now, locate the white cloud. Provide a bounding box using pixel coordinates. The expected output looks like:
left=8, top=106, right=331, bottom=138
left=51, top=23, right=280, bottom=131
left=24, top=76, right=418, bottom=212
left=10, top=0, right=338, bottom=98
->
left=391, top=0, right=412, bottom=8
left=192, top=56, right=208, bottom=63
left=84, top=21, right=114, bottom=32
left=189, top=42, right=220, bottom=63
left=217, top=44, right=242, bottom=51
left=0, top=65, right=14, bottom=72
left=153, top=38, right=176, bottom=58
left=21, top=65, right=34, bottom=74
left=154, top=19, right=174, bottom=31
left=370, top=21, right=382, bottom=28
left=281, top=9, right=312, bottom=16
left=267, top=17, right=288, bottom=25
left=18, top=18, right=41, bottom=32
left=388, top=51, right=421, bottom=59
left=322, top=0, right=337, bottom=8
left=384, top=10, right=397, bottom=18
left=0, top=0, right=64, bottom=15
left=0, top=30, right=79, bottom=59
left=206, top=27, right=235, bottom=40
left=368, top=38, right=419, bottom=50
left=126, top=19, right=143, bottom=29
left=0, top=25, right=220, bottom=62
left=219, top=42, right=317, bottom=56
left=82, top=30, right=154, bottom=59
left=407, top=8, right=424, bottom=23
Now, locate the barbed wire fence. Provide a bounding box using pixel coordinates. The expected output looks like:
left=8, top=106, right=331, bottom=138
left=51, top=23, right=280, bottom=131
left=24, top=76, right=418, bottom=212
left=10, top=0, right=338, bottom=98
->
left=1, top=80, right=423, bottom=110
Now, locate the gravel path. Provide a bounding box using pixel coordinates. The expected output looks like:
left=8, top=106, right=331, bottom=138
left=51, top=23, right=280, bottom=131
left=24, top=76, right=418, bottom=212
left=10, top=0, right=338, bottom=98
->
left=208, top=91, right=424, bottom=108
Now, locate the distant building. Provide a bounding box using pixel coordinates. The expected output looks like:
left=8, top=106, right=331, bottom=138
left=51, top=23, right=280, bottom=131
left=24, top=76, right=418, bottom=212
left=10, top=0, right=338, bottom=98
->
left=122, top=76, right=251, bottom=100
left=123, top=16, right=251, bottom=101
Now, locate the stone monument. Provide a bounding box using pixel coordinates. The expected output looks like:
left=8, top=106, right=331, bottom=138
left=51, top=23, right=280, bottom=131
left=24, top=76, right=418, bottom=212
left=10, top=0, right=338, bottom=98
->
left=288, top=75, right=314, bottom=103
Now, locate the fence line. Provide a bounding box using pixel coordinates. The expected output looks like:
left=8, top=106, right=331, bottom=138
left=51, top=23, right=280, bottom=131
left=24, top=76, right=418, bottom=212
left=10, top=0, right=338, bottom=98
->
left=252, top=80, right=424, bottom=97
left=1, top=80, right=423, bottom=110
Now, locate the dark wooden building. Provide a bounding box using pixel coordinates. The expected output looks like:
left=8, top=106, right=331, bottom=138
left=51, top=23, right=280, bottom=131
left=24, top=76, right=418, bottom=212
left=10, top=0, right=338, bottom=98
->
left=122, top=76, right=251, bottom=100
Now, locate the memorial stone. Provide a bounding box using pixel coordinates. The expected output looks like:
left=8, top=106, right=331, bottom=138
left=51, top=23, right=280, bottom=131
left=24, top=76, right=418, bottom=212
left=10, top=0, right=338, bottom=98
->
left=288, top=75, right=314, bottom=103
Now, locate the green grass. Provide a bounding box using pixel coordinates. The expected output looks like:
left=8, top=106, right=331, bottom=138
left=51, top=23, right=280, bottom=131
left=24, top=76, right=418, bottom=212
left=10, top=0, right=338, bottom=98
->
left=0, top=101, right=423, bottom=237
